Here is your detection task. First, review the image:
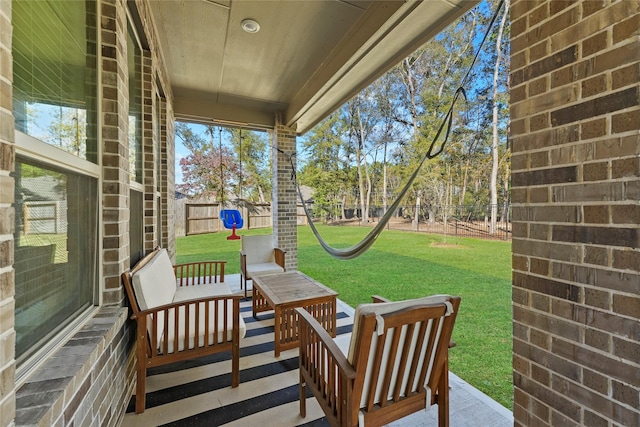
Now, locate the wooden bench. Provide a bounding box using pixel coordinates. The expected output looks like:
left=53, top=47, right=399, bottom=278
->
left=122, top=248, right=245, bottom=413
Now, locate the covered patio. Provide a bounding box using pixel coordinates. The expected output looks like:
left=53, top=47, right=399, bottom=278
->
left=120, top=276, right=513, bottom=427
left=2, top=0, right=639, bottom=426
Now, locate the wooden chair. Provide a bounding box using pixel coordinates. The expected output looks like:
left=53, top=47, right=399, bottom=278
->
left=122, top=248, right=245, bottom=413
left=240, top=234, right=286, bottom=298
left=297, top=294, right=461, bottom=427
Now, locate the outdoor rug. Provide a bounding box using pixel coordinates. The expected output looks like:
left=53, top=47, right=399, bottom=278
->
left=123, top=299, right=352, bottom=426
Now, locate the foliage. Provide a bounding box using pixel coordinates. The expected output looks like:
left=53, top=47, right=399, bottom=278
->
left=176, top=1, right=511, bottom=229
left=227, top=129, right=271, bottom=203
left=175, top=225, right=514, bottom=409
left=176, top=123, right=239, bottom=200
left=297, top=0, right=510, bottom=231
left=176, top=123, right=271, bottom=204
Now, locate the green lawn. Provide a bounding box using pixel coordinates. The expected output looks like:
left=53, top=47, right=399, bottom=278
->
left=176, top=225, right=513, bottom=409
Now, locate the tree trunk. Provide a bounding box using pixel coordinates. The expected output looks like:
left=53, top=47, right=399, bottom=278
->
left=383, top=142, right=388, bottom=215
left=490, top=0, right=509, bottom=234
left=461, top=158, right=469, bottom=206
left=414, top=192, right=421, bottom=231
left=501, top=159, right=510, bottom=223
left=355, top=101, right=372, bottom=222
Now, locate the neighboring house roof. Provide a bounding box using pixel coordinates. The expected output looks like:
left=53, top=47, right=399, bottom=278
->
left=19, top=177, right=64, bottom=202
left=299, top=185, right=314, bottom=204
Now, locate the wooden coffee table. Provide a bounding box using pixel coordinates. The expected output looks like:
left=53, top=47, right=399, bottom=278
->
left=252, top=271, right=338, bottom=357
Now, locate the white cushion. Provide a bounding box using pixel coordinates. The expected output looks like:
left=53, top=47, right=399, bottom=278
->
left=131, top=249, right=178, bottom=347
left=246, top=262, right=284, bottom=277
left=174, top=282, right=235, bottom=301
left=131, top=248, right=177, bottom=311
left=242, top=235, right=275, bottom=264
left=162, top=299, right=247, bottom=353
left=348, top=295, right=454, bottom=408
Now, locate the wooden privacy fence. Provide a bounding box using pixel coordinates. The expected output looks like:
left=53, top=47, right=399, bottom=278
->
left=175, top=200, right=308, bottom=237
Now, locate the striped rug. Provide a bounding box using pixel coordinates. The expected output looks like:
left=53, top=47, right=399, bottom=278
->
left=122, top=299, right=353, bottom=426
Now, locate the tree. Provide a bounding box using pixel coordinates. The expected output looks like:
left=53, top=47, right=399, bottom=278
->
left=175, top=123, right=239, bottom=200
left=227, top=129, right=271, bottom=203
left=45, top=107, right=87, bottom=159
left=299, top=112, right=351, bottom=220
left=490, top=0, right=510, bottom=234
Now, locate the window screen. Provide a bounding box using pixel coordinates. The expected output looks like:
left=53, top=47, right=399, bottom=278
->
left=13, top=159, right=98, bottom=363
left=12, top=0, right=98, bottom=163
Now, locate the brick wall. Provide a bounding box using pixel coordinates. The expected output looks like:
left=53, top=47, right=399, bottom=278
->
left=0, top=0, right=16, bottom=424
left=272, top=118, right=298, bottom=271
left=142, top=50, right=157, bottom=253
left=14, top=308, right=132, bottom=426
left=3, top=0, right=176, bottom=425
left=510, top=1, right=640, bottom=426
left=132, top=0, right=175, bottom=259
left=102, top=0, right=131, bottom=306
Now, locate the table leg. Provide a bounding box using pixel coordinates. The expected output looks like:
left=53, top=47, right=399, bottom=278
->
left=274, top=306, right=281, bottom=357
left=252, top=286, right=258, bottom=319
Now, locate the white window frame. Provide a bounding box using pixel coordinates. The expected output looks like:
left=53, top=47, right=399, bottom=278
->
left=13, top=0, right=102, bottom=385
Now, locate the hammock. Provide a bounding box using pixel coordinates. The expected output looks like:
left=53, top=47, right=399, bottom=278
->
left=285, top=0, right=505, bottom=259
left=295, top=87, right=465, bottom=259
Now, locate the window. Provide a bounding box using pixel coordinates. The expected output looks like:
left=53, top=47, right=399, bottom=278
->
left=12, top=0, right=98, bottom=368
left=155, top=83, right=164, bottom=247
left=128, top=20, right=143, bottom=184
left=13, top=0, right=98, bottom=163
left=128, top=16, right=145, bottom=266
left=130, top=189, right=144, bottom=267
left=13, top=159, right=98, bottom=363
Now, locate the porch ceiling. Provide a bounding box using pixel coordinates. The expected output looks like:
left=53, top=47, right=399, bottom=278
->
left=149, top=0, right=478, bottom=135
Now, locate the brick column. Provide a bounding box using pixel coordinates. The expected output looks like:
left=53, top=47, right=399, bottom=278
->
left=0, top=1, right=16, bottom=424
left=102, top=0, right=130, bottom=306
left=510, top=1, right=640, bottom=426
left=272, top=116, right=298, bottom=271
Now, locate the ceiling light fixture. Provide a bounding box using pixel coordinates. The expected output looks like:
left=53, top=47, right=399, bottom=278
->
left=241, top=18, right=260, bottom=33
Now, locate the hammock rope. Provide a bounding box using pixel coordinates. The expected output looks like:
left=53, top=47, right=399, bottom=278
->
left=276, top=0, right=505, bottom=259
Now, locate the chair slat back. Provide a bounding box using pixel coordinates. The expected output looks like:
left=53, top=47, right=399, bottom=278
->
left=350, top=299, right=459, bottom=411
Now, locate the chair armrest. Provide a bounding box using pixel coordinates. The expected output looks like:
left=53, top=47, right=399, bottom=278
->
left=371, top=295, right=391, bottom=303
left=239, top=251, right=247, bottom=276
left=297, top=307, right=356, bottom=425
left=274, top=248, right=286, bottom=269
left=174, top=260, right=226, bottom=286
left=296, top=307, right=356, bottom=379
